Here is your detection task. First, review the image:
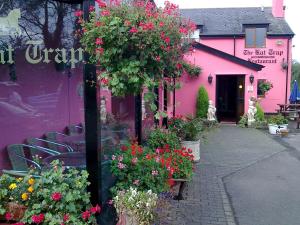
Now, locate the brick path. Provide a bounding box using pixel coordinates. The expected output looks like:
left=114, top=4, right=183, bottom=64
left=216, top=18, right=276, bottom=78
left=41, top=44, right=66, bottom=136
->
left=160, top=125, right=287, bottom=225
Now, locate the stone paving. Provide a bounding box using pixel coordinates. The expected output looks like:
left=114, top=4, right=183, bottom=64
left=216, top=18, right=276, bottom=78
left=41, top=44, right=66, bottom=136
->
left=161, top=125, right=300, bottom=225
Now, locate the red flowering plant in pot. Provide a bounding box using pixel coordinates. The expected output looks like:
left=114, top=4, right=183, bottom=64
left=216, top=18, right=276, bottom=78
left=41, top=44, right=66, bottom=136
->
left=0, top=161, right=101, bottom=225
left=77, top=0, right=200, bottom=117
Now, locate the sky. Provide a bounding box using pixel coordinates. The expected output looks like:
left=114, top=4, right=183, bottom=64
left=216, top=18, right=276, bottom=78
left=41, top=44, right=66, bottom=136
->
left=154, top=0, right=299, bottom=61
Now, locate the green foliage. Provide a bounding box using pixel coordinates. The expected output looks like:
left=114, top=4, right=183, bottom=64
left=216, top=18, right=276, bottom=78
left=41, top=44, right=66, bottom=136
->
left=196, top=86, right=209, bottom=118
left=255, top=103, right=265, bottom=121
left=182, top=62, right=202, bottom=77
left=258, top=80, right=273, bottom=95
left=292, top=60, right=300, bottom=86
left=169, top=116, right=203, bottom=141
left=238, top=114, right=248, bottom=128
left=147, top=128, right=181, bottom=150
left=113, top=188, right=158, bottom=225
left=268, top=115, right=289, bottom=125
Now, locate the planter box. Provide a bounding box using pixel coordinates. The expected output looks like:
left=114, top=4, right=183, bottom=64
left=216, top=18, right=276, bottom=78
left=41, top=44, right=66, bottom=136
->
left=117, top=211, right=138, bottom=225
left=268, top=124, right=288, bottom=135
left=181, top=140, right=200, bottom=162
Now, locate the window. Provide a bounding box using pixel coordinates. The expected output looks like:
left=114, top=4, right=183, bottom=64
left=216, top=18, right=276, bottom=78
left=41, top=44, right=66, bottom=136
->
left=245, top=27, right=266, bottom=48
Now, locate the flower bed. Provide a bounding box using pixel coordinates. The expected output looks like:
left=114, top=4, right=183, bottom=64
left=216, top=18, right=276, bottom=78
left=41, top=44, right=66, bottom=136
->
left=0, top=161, right=101, bottom=225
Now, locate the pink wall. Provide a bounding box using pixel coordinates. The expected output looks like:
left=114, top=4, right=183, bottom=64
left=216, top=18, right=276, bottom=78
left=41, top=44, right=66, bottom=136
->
left=173, top=49, right=259, bottom=117
left=200, top=37, right=292, bottom=113
left=0, top=52, right=84, bottom=169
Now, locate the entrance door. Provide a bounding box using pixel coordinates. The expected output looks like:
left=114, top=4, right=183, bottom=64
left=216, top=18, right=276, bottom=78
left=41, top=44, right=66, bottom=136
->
left=216, top=75, right=245, bottom=122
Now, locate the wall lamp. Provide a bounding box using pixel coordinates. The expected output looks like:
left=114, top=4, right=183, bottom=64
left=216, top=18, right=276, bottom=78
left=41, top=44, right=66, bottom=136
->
left=249, top=74, right=254, bottom=84
left=208, top=74, right=213, bottom=84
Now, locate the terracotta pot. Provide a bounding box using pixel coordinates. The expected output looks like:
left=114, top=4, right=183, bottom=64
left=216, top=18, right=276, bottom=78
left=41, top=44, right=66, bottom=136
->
left=117, top=211, right=139, bottom=225
left=0, top=202, right=26, bottom=222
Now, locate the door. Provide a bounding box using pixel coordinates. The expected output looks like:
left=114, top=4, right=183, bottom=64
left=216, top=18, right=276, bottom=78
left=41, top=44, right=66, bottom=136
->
left=216, top=75, right=245, bottom=122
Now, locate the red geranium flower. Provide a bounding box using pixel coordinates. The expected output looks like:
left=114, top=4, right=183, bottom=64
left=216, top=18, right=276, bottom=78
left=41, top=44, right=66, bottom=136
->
left=90, top=204, right=101, bottom=214
left=5, top=212, right=12, bottom=221
left=82, top=210, right=91, bottom=221
left=51, top=192, right=62, bottom=201
left=129, top=27, right=138, bottom=33
left=74, top=10, right=83, bottom=17
left=96, top=38, right=103, bottom=45
left=96, top=0, right=107, bottom=8
left=101, top=10, right=110, bottom=17
left=121, top=145, right=128, bottom=151
left=63, top=214, right=70, bottom=222
left=32, top=214, right=45, bottom=224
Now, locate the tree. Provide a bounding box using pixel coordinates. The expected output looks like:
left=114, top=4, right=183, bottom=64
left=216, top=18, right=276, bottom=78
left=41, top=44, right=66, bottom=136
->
left=292, top=60, right=300, bottom=86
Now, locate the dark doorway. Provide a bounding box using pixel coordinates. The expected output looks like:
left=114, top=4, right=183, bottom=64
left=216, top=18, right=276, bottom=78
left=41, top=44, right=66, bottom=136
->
left=216, top=75, right=245, bottom=122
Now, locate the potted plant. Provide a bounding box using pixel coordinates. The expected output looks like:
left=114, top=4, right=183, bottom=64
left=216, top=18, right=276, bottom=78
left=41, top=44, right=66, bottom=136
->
left=113, top=188, right=158, bottom=225
left=258, top=80, right=273, bottom=96
left=267, top=115, right=289, bottom=135
left=168, top=116, right=203, bottom=162
left=147, top=128, right=181, bottom=151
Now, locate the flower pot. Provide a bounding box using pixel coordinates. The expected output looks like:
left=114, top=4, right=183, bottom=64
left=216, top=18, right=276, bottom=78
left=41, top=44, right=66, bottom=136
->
left=268, top=124, right=288, bottom=135
left=181, top=140, right=200, bottom=162
left=117, top=211, right=139, bottom=225
left=0, top=202, right=26, bottom=222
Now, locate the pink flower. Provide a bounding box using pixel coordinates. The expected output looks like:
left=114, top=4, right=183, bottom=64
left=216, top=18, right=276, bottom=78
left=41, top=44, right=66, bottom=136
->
left=155, top=56, right=161, bottom=62
left=82, top=210, right=91, bottom=221
left=131, top=157, right=138, bottom=165
left=129, top=27, right=138, bottom=33
left=89, top=6, right=95, bottom=12
left=32, top=214, right=45, bottom=224
left=96, top=48, right=104, bottom=54
left=118, top=155, right=123, bottom=162
left=124, top=20, right=131, bottom=26
left=5, top=212, right=12, bottom=221
left=179, top=27, right=188, bottom=35
left=118, top=162, right=126, bottom=169
left=152, top=170, right=159, bottom=176
left=74, top=10, right=83, bottom=17
left=101, top=10, right=110, bottom=17
left=112, top=155, right=116, bottom=160
left=176, top=63, right=182, bottom=69
left=107, top=199, right=113, bottom=205
left=159, top=22, right=164, bottom=27
left=96, top=38, right=103, bottom=45
left=96, top=0, right=107, bottom=8
left=51, top=192, right=62, bottom=201
left=133, top=179, right=140, bottom=185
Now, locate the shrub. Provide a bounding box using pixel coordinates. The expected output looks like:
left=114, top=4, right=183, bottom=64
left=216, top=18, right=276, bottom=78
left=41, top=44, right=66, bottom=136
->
left=147, top=128, right=181, bottom=150
left=196, top=86, right=209, bottom=118
left=255, top=103, right=265, bottom=121
left=168, top=116, right=203, bottom=141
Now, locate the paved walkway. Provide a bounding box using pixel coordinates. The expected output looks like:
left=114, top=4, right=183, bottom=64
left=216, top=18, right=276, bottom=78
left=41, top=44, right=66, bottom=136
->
left=162, top=125, right=300, bottom=225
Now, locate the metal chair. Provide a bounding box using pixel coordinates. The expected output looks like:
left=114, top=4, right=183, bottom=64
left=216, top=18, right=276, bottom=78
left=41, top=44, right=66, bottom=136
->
left=45, top=132, right=74, bottom=152
left=3, top=144, right=59, bottom=177
left=27, top=137, right=74, bottom=154
left=67, top=125, right=84, bottom=136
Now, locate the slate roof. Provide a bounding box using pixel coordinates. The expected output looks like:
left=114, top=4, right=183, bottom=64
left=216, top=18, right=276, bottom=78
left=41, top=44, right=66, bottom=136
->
left=192, top=42, right=264, bottom=71
left=180, top=7, right=294, bottom=37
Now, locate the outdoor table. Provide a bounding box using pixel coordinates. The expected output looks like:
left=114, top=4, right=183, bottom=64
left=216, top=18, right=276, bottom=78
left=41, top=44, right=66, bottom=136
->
left=277, top=104, right=300, bottom=129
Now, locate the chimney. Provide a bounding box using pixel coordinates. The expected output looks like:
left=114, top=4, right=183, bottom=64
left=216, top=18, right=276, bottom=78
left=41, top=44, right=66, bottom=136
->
left=272, top=0, right=285, bottom=18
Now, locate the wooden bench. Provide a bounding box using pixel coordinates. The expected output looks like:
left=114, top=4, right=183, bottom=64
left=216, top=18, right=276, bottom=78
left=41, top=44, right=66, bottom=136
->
left=280, top=110, right=300, bottom=129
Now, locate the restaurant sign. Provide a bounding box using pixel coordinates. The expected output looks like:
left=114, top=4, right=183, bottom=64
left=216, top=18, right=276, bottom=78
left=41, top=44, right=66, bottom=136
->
left=243, top=49, right=284, bottom=64
left=0, top=41, right=83, bottom=69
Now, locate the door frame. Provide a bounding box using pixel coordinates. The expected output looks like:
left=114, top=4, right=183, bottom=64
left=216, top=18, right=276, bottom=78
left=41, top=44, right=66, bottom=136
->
left=215, top=74, right=245, bottom=122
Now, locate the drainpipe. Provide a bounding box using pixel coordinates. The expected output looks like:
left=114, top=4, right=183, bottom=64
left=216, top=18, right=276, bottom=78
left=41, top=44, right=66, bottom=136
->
left=233, top=35, right=236, bottom=56
left=285, top=38, right=290, bottom=104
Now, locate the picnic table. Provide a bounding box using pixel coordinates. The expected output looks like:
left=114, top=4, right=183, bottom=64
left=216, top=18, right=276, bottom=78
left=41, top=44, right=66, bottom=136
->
left=277, top=104, right=300, bottom=129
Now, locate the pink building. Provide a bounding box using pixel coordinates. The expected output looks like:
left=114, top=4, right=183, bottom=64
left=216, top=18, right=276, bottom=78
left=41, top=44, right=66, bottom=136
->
left=173, top=0, right=294, bottom=122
